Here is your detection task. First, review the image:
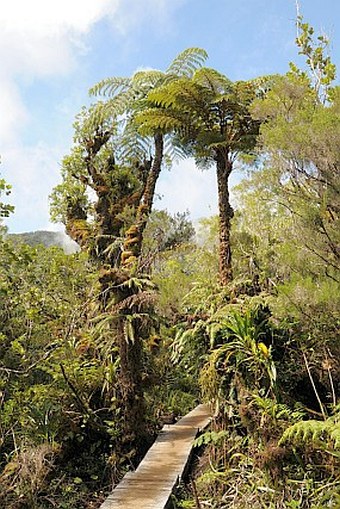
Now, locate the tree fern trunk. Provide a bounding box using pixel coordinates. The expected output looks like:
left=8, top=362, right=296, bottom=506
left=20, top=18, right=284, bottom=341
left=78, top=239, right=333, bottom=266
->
left=216, top=151, right=234, bottom=286
left=118, top=133, right=164, bottom=448
left=117, top=317, right=146, bottom=452
left=122, top=132, right=164, bottom=267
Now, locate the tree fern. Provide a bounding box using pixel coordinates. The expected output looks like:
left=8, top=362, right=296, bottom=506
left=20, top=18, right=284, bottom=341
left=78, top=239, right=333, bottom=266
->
left=88, top=48, right=210, bottom=168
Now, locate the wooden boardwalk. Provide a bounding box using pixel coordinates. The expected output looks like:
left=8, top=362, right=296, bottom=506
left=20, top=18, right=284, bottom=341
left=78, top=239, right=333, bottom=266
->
left=100, top=404, right=212, bottom=509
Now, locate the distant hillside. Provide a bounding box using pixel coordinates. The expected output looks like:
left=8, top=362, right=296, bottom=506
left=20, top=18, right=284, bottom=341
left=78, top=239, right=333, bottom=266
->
left=8, top=230, right=79, bottom=254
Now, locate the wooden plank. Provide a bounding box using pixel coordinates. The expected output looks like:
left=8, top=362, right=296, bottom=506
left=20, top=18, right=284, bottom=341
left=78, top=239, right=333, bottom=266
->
left=100, top=403, right=212, bottom=509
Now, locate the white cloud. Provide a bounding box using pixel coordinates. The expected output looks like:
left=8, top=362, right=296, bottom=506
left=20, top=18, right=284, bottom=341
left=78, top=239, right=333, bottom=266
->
left=0, top=0, right=122, bottom=80
left=0, top=0, right=186, bottom=140
left=0, top=0, right=183, bottom=78
left=0, top=0, right=116, bottom=35
left=0, top=0, right=186, bottom=232
left=0, top=1, right=121, bottom=151
left=155, top=158, right=244, bottom=221
left=0, top=78, right=28, bottom=144
left=155, top=159, right=218, bottom=220
left=3, top=142, right=63, bottom=232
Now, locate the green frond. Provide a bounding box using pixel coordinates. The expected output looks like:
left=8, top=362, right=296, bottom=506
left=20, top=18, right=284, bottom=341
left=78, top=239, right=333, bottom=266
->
left=206, top=322, right=223, bottom=348
left=193, top=67, right=232, bottom=93
left=205, top=140, right=230, bottom=151
left=118, top=276, right=155, bottom=292
left=132, top=69, right=165, bottom=89
left=331, top=424, right=340, bottom=449
left=77, top=96, right=130, bottom=136
left=119, top=124, right=153, bottom=162
left=123, top=320, right=135, bottom=344
left=89, top=76, right=131, bottom=97
left=171, top=328, right=195, bottom=362
left=137, top=107, right=186, bottom=135
left=163, top=134, right=187, bottom=161
left=166, top=47, right=208, bottom=77
left=108, top=88, right=140, bottom=116
left=80, top=101, right=113, bottom=132
left=279, top=415, right=340, bottom=450
left=147, top=79, right=209, bottom=114
left=194, top=430, right=228, bottom=447
left=146, top=82, right=181, bottom=108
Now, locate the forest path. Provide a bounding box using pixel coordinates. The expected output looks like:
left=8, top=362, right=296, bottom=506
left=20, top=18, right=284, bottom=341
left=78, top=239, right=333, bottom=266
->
left=99, top=403, right=212, bottom=509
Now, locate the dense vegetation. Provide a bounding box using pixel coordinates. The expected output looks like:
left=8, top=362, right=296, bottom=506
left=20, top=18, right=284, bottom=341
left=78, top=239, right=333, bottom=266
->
left=0, top=15, right=339, bottom=509
left=7, top=231, right=79, bottom=253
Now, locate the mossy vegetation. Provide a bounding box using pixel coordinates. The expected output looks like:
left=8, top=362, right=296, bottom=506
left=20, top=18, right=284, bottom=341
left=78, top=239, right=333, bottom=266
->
left=0, top=14, right=339, bottom=509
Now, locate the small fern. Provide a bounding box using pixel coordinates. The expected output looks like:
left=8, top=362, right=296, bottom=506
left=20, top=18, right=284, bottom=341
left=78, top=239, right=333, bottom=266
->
left=279, top=411, right=340, bottom=450
left=194, top=430, right=228, bottom=448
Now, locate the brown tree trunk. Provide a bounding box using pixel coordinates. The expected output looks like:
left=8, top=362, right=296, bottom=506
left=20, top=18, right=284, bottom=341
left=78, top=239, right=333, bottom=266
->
left=122, top=132, right=164, bottom=267
left=98, top=268, right=149, bottom=456
left=66, top=128, right=164, bottom=460
left=117, top=133, right=164, bottom=450
left=117, top=318, right=146, bottom=452
left=216, top=151, right=234, bottom=286
left=138, top=133, right=164, bottom=217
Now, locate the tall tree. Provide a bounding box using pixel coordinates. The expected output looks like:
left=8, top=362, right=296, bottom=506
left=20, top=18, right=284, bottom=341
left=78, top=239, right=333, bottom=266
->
left=50, top=48, right=207, bottom=451
left=250, top=16, right=340, bottom=281
left=137, top=68, right=261, bottom=285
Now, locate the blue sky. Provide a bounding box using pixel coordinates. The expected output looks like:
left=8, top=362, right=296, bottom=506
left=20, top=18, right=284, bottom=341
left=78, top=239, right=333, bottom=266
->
left=1, top=0, right=339, bottom=232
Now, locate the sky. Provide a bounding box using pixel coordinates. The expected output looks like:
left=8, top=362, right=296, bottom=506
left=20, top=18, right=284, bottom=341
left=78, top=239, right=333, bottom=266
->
left=1, top=0, right=339, bottom=233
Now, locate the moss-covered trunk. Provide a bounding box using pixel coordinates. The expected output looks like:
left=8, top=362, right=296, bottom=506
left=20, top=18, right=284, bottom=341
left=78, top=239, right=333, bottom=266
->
left=117, top=318, right=146, bottom=451
left=65, top=130, right=164, bottom=455
left=122, top=132, right=164, bottom=268
left=216, top=151, right=234, bottom=286
left=117, top=133, right=163, bottom=447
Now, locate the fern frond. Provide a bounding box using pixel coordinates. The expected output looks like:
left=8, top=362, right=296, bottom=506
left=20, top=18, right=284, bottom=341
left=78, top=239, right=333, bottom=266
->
left=132, top=69, right=165, bottom=89
left=171, top=328, right=194, bottom=362
left=108, top=88, right=140, bottom=116
left=146, top=82, right=180, bottom=108
left=193, top=67, right=232, bottom=93
left=81, top=94, right=133, bottom=134
left=330, top=424, right=340, bottom=449
left=137, top=107, right=186, bottom=135
left=166, top=47, right=208, bottom=77
left=148, top=79, right=208, bottom=113
left=89, top=77, right=131, bottom=97
left=163, top=134, right=187, bottom=162
left=194, top=430, right=228, bottom=447
left=206, top=322, right=223, bottom=349
left=123, top=319, right=135, bottom=344
left=119, top=120, right=153, bottom=162
left=279, top=416, right=340, bottom=450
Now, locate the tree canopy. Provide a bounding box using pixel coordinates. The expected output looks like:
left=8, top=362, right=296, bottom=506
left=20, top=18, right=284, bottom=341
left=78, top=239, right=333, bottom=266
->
left=137, top=68, right=261, bottom=285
